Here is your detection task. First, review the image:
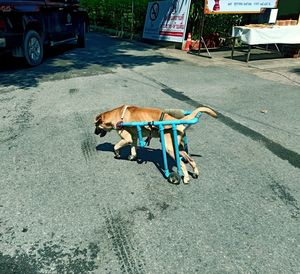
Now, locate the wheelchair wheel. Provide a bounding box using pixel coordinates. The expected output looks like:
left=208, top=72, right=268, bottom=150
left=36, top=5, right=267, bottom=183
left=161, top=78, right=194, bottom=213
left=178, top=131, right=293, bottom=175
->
left=168, top=172, right=181, bottom=184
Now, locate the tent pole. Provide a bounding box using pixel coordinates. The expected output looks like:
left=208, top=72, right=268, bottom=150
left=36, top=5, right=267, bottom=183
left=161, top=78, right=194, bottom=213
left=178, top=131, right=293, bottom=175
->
left=197, top=6, right=211, bottom=58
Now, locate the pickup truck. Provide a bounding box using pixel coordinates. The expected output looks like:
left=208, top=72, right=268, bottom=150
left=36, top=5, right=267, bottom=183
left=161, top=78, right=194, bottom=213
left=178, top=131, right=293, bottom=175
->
left=0, top=0, right=88, bottom=66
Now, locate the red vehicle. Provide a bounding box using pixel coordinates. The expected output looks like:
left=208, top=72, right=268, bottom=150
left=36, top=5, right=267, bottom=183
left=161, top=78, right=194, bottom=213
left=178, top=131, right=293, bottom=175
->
left=0, top=0, right=88, bottom=66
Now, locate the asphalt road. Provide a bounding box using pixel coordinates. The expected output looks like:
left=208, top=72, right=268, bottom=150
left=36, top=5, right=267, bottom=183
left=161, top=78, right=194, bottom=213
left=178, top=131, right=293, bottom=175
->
left=0, top=32, right=299, bottom=274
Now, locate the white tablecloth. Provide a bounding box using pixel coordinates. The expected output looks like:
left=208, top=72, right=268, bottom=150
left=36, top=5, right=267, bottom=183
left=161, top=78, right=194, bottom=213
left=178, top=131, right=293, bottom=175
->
left=232, top=25, right=300, bottom=45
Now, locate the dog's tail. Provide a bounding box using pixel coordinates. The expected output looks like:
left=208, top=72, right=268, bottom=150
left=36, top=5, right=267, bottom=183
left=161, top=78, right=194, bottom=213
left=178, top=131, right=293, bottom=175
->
left=182, top=106, right=217, bottom=120
left=164, top=107, right=217, bottom=120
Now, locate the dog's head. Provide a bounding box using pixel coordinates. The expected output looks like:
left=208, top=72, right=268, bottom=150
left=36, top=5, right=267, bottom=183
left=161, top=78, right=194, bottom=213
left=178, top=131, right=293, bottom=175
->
left=94, top=113, right=113, bottom=137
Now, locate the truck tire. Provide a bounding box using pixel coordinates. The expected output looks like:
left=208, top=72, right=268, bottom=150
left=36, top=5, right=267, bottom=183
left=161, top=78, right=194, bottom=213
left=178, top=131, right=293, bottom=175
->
left=23, top=30, right=43, bottom=66
left=77, top=22, right=86, bottom=48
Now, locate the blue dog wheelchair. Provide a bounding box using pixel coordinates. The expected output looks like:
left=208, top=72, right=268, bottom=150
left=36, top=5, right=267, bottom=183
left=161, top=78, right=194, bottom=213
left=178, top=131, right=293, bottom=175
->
left=119, top=110, right=203, bottom=184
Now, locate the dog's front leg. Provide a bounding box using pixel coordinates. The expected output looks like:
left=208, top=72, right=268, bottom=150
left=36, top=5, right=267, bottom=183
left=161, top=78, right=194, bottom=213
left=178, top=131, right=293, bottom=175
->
left=114, top=139, right=129, bottom=159
left=114, top=130, right=133, bottom=159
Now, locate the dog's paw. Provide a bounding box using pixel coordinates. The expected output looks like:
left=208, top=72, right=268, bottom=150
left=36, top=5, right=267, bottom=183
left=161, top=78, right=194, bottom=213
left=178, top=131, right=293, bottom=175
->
left=128, top=155, right=137, bottom=161
left=114, top=151, right=121, bottom=159
left=192, top=168, right=199, bottom=179
left=183, top=176, right=190, bottom=184
left=191, top=173, right=199, bottom=179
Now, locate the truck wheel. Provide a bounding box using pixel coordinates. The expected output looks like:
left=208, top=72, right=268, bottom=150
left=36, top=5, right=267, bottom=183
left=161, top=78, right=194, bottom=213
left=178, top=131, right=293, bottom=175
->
left=77, top=22, right=86, bottom=48
left=23, top=30, right=43, bottom=66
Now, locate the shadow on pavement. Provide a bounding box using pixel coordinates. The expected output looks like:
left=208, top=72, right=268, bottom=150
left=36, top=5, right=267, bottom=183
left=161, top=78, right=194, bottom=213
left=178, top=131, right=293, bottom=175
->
left=291, top=68, right=300, bottom=74
left=96, top=142, right=177, bottom=181
left=226, top=48, right=283, bottom=62
left=0, top=32, right=180, bottom=90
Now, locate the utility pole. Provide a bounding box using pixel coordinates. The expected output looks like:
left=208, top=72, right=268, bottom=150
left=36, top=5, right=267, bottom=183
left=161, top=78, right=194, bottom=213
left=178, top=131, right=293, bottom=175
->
left=131, top=0, right=134, bottom=39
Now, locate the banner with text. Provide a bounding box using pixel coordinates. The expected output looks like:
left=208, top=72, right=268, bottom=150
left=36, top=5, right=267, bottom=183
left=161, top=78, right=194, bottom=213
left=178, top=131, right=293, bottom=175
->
left=143, top=0, right=191, bottom=42
left=204, top=0, right=278, bottom=14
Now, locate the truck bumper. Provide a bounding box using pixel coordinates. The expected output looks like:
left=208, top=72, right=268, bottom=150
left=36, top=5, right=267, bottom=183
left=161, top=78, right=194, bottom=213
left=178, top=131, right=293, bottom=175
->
left=0, top=33, right=23, bottom=49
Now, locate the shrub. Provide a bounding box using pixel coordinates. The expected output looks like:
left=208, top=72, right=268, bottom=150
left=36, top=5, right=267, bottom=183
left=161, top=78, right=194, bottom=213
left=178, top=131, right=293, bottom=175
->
left=81, top=0, right=245, bottom=40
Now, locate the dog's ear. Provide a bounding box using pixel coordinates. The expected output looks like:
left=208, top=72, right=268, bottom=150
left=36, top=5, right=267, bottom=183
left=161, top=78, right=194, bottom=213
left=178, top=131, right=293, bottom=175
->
left=94, top=113, right=102, bottom=125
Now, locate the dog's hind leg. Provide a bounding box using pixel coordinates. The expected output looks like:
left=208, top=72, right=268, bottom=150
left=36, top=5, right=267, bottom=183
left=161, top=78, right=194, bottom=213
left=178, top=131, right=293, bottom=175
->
left=128, top=137, right=138, bottom=161
left=180, top=150, right=199, bottom=179
left=165, top=134, right=190, bottom=184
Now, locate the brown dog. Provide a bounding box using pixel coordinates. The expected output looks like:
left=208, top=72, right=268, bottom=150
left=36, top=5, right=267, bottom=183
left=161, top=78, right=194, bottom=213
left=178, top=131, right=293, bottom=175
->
left=94, top=105, right=217, bottom=184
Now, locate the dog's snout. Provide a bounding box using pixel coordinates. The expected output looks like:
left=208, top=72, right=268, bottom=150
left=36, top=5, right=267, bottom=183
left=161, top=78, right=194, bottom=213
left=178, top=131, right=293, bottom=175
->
left=100, top=129, right=107, bottom=137
left=94, top=127, right=107, bottom=137
left=94, top=127, right=100, bottom=135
